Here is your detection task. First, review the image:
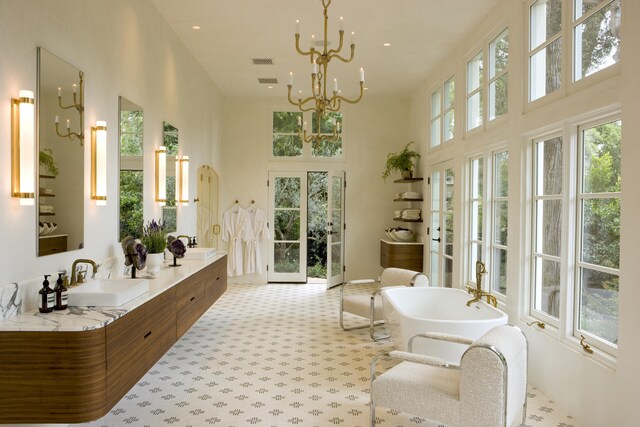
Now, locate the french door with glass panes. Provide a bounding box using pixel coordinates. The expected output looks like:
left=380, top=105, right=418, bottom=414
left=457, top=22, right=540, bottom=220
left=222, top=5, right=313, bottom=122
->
left=326, top=171, right=345, bottom=288
left=268, top=171, right=308, bottom=282
left=429, top=161, right=455, bottom=287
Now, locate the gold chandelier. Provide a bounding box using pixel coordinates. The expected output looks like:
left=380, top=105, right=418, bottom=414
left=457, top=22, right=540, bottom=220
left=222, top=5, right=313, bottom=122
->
left=287, top=0, right=364, bottom=144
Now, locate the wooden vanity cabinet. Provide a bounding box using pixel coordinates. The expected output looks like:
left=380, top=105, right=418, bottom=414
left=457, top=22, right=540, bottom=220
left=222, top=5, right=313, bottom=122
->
left=0, top=255, right=227, bottom=424
left=0, top=329, right=106, bottom=424
left=106, top=287, right=177, bottom=408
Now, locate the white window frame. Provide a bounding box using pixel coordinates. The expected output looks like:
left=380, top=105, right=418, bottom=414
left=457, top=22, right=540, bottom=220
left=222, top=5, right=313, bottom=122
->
left=430, top=75, right=455, bottom=149
left=526, top=110, right=621, bottom=360
left=572, top=0, right=621, bottom=82
left=466, top=146, right=509, bottom=303
left=466, top=51, right=483, bottom=132
left=488, top=28, right=509, bottom=121
left=528, top=0, right=563, bottom=103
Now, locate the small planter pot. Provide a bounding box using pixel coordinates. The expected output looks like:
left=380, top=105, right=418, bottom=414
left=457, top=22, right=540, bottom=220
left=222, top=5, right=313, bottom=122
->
left=401, top=169, right=413, bottom=179
left=146, top=252, right=165, bottom=273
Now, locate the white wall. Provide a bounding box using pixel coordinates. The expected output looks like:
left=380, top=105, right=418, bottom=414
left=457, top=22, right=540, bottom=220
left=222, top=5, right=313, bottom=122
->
left=221, top=96, right=411, bottom=284
left=409, top=0, right=636, bottom=426
left=0, top=0, right=224, bottom=285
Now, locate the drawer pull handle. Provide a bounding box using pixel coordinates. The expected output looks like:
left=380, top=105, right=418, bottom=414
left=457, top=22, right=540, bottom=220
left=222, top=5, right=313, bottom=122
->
left=190, top=296, right=195, bottom=302
left=144, top=331, right=152, bottom=339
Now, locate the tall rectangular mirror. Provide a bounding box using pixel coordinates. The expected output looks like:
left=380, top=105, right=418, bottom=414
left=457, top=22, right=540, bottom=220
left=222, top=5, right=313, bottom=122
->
left=119, top=97, right=144, bottom=240
left=163, top=122, right=178, bottom=232
left=37, top=47, right=84, bottom=256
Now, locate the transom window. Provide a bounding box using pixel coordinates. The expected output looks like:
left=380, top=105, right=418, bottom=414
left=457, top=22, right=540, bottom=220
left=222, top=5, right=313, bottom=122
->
left=430, top=76, right=455, bottom=148
left=489, top=29, right=509, bottom=121
left=529, top=0, right=622, bottom=102
left=573, top=0, right=621, bottom=81
left=466, top=52, right=483, bottom=131
left=272, top=111, right=343, bottom=158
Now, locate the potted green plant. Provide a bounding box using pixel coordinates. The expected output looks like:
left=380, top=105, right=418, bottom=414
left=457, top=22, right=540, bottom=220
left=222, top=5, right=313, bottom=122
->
left=382, top=142, right=421, bottom=181
left=141, top=219, right=167, bottom=273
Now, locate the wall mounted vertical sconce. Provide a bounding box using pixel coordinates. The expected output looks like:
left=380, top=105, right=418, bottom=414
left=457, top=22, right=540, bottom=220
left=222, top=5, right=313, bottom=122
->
left=91, top=121, right=107, bottom=205
left=175, top=156, right=189, bottom=206
left=155, top=146, right=167, bottom=206
left=11, top=90, right=36, bottom=206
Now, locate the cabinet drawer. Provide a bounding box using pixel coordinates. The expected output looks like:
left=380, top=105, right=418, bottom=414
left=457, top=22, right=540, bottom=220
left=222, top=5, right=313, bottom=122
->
left=176, top=273, right=206, bottom=338
left=380, top=240, right=423, bottom=271
left=106, top=288, right=176, bottom=408
left=205, top=255, right=227, bottom=308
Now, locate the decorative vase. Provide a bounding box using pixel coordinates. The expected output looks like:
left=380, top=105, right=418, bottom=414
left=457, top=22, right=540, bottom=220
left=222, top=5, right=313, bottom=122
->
left=146, top=252, right=165, bottom=273
left=401, top=169, right=413, bottom=179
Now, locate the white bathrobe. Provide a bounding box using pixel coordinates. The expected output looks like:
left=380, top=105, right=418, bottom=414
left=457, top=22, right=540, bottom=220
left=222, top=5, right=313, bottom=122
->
left=243, top=206, right=269, bottom=275
left=221, top=205, right=254, bottom=276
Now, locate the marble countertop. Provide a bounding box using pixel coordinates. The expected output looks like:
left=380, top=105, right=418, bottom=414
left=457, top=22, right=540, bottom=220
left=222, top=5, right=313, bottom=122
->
left=380, top=238, right=424, bottom=245
left=0, top=253, right=227, bottom=332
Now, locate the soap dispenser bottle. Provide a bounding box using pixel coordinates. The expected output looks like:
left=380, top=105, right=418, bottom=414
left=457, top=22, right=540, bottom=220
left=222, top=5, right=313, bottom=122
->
left=54, top=272, right=68, bottom=310
left=38, top=275, right=54, bottom=313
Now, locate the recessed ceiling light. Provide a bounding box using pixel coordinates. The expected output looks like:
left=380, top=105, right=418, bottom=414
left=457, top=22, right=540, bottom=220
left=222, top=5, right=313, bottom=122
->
left=383, top=42, right=391, bottom=47
left=364, top=87, right=369, bottom=90
left=192, top=25, right=201, bottom=30
left=267, top=86, right=273, bottom=89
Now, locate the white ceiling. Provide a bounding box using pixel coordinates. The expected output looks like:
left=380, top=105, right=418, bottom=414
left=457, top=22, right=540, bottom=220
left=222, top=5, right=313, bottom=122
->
left=149, top=0, right=501, bottom=99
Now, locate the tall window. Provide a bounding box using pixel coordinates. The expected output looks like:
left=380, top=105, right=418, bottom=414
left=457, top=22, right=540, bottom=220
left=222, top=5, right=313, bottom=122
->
left=489, top=29, right=509, bottom=121
left=466, top=52, right=483, bottom=131
left=576, top=118, right=620, bottom=348
left=529, top=0, right=562, bottom=102
left=532, top=135, right=563, bottom=322
left=468, top=149, right=509, bottom=298
left=491, top=151, right=509, bottom=295
left=529, top=117, right=621, bottom=354
left=430, top=76, right=455, bottom=148
left=573, top=0, right=621, bottom=81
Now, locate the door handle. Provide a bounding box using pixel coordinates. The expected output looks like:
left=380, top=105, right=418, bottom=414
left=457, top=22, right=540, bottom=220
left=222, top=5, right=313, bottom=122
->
left=432, top=238, right=441, bottom=242
left=213, top=224, right=221, bottom=234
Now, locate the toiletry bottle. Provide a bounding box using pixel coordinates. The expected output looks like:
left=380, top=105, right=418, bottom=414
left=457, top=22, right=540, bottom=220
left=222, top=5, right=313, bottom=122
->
left=54, top=272, right=68, bottom=310
left=38, top=275, right=54, bottom=313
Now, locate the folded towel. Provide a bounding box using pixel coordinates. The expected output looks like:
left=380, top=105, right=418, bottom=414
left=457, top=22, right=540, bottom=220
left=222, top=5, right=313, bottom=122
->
left=39, top=187, right=54, bottom=196
left=39, top=204, right=54, bottom=213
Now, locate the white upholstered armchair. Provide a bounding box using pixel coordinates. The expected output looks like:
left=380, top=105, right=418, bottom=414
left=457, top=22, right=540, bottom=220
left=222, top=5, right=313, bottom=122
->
left=370, top=324, right=528, bottom=427
left=339, top=267, right=429, bottom=341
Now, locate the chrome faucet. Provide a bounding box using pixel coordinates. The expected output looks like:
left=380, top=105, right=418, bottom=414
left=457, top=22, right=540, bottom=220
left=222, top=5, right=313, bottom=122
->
left=70, top=259, right=98, bottom=287
left=466, top=260, right=497, bottom=308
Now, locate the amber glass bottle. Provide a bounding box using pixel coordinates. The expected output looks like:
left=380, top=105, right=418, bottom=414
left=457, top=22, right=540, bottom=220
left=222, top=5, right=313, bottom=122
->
left=38, top=275, right=54, bottom=313
left=54, top=272, right=68, bottom=310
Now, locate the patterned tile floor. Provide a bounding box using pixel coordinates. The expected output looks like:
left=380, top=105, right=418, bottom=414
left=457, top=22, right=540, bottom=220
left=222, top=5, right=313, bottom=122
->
left=83, top=282, right=579, bottom=427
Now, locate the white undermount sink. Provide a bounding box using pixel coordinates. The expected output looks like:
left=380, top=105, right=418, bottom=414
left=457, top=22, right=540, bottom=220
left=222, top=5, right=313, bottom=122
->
left=67, top=278, right=150, bottom=307
left=182, top=247, right=217, bottom=260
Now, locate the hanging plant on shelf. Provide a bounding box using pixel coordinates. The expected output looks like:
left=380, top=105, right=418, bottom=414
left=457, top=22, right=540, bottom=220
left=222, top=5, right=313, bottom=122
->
left=382, top=142, right=421, bottom=182
left=39, top=148, right=59, bottom=177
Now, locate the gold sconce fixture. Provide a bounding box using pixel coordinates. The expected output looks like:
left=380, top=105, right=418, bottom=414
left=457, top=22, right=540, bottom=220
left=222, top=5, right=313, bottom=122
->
left=54, top=71, right=84, bottom=144
left=287, top=0, right=364, bottom=144
left=11, top=90, right=36, bottom=206
left=90, top=121, right=107, bottom=205
left=155, top=146, right=167, bottom=206
left=175, top=156, right=189, bottom=206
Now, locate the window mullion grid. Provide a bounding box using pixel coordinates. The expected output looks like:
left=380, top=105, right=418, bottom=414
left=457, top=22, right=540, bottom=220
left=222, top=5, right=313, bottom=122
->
left=573, top=0, right=612, bottom=27
left=529, top=31, right=562, bottom=58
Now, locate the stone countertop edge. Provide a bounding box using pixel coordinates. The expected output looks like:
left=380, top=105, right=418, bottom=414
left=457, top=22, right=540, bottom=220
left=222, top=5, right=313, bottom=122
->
left=0, top=253, right=227, bottom=332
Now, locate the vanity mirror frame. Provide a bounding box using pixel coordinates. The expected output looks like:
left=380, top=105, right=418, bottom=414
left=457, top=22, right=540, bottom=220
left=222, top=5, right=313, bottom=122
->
left=36, top=47, right=85, bottom=257
left=118, top=97, right=144, bottom=241
left=162, top=121, right=178, bottom=233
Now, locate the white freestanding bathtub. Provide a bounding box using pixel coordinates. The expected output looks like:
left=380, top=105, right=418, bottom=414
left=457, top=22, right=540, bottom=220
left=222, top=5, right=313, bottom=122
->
left=382, top=287, right=508, bottom=364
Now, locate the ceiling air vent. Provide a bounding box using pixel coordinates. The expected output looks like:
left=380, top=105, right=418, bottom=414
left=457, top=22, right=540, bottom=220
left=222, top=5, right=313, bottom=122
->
left=252, top=58, right=274, bottom=65
left=258, top=78, right=278, bottom=84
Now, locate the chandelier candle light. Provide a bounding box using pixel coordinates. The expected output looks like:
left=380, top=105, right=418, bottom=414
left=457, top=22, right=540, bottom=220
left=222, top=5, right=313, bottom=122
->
left=287, top=0, right=364, bottom=144
left=54, top=71, right=85, bottom=144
